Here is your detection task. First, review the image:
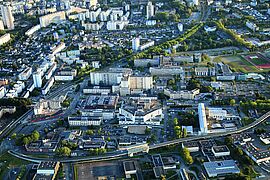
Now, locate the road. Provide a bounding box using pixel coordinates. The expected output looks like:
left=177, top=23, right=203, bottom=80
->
left=7, top=111, right=270, bottom=163
left=0, top=108, right=33, bottom=140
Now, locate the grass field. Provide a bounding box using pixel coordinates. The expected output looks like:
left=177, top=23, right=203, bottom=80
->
left=214, top=55, right=270, bottom=73
left=0, top=152, right=29, bottom=179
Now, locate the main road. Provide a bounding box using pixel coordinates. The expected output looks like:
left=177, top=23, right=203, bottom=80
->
left=7, top=111, right=270, bottom=163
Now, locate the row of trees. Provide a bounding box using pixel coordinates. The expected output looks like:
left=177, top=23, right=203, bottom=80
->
left=215, top=19, right=253, bottom=49
left=22, top=130, right=40, bottom=145
left=133, top=23, right=203, bottom=59
left=240, top=99, right=270, bottom=111
left=89, top=148, right=107, bottom=155
left=173, top=118, right=188, bottom=139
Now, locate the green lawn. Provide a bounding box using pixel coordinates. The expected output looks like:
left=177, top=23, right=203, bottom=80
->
left=0, top=152, right=30, bottom=179
left=214, top=55, right=270, bottom=73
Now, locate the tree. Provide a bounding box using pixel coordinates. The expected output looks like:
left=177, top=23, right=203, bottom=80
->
left=22, top=137, right=30, bottom=145
left=183, top=128, right=187, bottom=138
left=31, top=130, right=40, bottom=142
left=236, top=147, right=243, bottom=156
left=181, top=147, right=193, bottom=164
left=86, top=130, right=94, bottom=135
left=230, top=99, right=236, bottom=106
left=173, top=118, right=178, bottom=126
left=225, top=136, right=233, bottom=145
left=145, top=127, right=151, bottom=135
left=56, top=147, right=71, bottom=157
left=11, top=133, right=17, bottom=139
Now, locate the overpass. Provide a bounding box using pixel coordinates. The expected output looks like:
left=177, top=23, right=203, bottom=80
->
left=7, top=111, right=270, bottom=163
left=150, top=111, right=270, bottom=149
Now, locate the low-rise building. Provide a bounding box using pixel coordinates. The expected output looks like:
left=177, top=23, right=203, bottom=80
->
left=33, top=161, right=60, bottom=180
left=211, top=145, right=230, bottom=157
left=203, top=160, right=240, bottom=178
left=0, top=33, right=11, bottom=46
left=68, top=116, right=102, bottom=126
left=164, top=88, right=200, bottom=100
left=18, top=67, right=32, bottom=81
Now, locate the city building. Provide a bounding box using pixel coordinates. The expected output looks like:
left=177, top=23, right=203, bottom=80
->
left=18, top=67, right=32, bottom=81
left=25, top=25, right=41, bottom=36
left=42, top=77, right=55, bottom=95
left=146, top=1, right=155, bottom=19
left=90, top=68, right=132, bottom=86
left=259, top=133, right=270, bottom=145
left=182, top=141, right=199, bottom=152
left=211, top=145, right=230, bottom=157
left=246, top=21, right=258, bottom=32
left=132, top=37, right=140, bottom=51
left=123, top=161, right=137, bottom=178
left=0, top=86, right=6, bottom=99
left=33, top=70, right=43, bottom=88
left=198, top=103, right=208, bottom=134
left=33, top=161, right=60, bottom=180
left=39, top=11, right=66, bottom=27
left=0, top=106, right=16, bottom=118
left=0, top=20, right=4, bottom=30
left=119, top=98, right=163, bottom=125
left=68, top=116, right=102, bottom=126
left=0, top=5, right=14, bottom=30
left=203, top=160, right=240, bottom=178
left=164, top=88, right=200, bottom=100
left=0, top=33, right=11, bottom=46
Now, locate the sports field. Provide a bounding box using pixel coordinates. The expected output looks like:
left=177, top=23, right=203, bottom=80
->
left=214, top=54, right=270, bottom=73
left=243, top=53, right=270, bottom=69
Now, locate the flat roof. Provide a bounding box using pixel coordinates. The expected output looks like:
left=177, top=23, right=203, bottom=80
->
left=204, top=160, right=240, bottom=177
left=212, top=145, right=230, bottom=153
left=123, top=161, right=136, bottom=172
left=152, top=154, right=164, bottom=167
left=38, top=161, right=58, bottom=170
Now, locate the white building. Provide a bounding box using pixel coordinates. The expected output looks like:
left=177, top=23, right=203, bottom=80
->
left=0, top=20, right=4, bottom=30
left=42, top=77, right=55, bottom=95
left=164, top=88, right=200, bottom=100
left=139, top=41, right=155, bottom=51
left=39, top=11, right=66, bottom=27
left=90, top=68, right=132, bottom=86
left=132, top=37, right=140, bottom=51
left=198, top=103, right=208, bottom=134
left=33, top=70, right=43, bottom=88
left=0, top=86, right=6, bottom=98
left=1, top=5, right=14, bottom=30
left=25, top=25, right=41, bottom=36
left=0, top=33, right=11, bottom=46
left=246, top=21, right=258, bottom=32
left=178, top=23, right=183, bottom=32
left=146, top=1, right=155, bottom=19
left=68, top=116, right=102, bottom=126
left=18, top=67, right=32, bottom=80
left=208, top=108, right=227, bottom=120
left=45, top=62, right=57, bottom=80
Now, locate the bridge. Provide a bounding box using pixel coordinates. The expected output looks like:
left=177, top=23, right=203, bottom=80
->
left=7, top=111, right=270, bottom=163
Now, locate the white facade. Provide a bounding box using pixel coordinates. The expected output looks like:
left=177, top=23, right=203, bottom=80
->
left=18, top=67, right=32, bottom=80
left=42, top=77, right=55, bottom=95
left=246, top=21, right=258, bottom=32
left=54, top=75, right=74, bottom=81
left=0, top=86, right=6, bottom=98
left=198, top=103, right=208, bottom=134
left=25, top=25, right=41, bottom=36
left=33, top=70, right=42, bottom=88
left=178, top=23, right=183, bottom=32
left=0, top=20, right=4, bottom=30
left=208, top=108, right=227, bottom=120
left=39, top=11, right=66, bottom=27
left=139, top=41, right=155, bottom=51
left=146, top=2, right=155, bottom=19
left=164, top=88, right=200, bottom=100
left=68, top=116, right=102, bottom=126
left=45, top=62, right=57, bottom=80
left=132, top=38, right=140, bottom=51
left=0, top=33, right=11, bottom=46
left=1, top=5, right=14, bottom=30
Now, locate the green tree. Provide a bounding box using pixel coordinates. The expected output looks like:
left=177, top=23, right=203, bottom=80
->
left=11, top=133, right=17, bottom=139
left=183, top=128, right=187, bottom=138
left=86, top=130, right=94, bottom=135
left=181, top=147, right=193, bottom=164
left=230, top=99, right=236, bottom=106
left=56, top=147, right=71, bottom=157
